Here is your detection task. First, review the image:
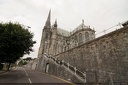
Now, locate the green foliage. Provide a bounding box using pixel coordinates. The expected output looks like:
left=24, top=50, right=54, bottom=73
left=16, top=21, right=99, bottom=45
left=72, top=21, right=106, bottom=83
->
left=18, top=60, right=28, bottom=66
left=0, top=22, right=36, bottom=65
left=23, top=57, right=33, bottom=61
left=18, top=60, right=22, bottom=66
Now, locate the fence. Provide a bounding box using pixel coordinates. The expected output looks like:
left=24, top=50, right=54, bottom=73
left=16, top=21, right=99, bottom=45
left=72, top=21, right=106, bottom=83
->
left=96, top=20, right=128, bottom=38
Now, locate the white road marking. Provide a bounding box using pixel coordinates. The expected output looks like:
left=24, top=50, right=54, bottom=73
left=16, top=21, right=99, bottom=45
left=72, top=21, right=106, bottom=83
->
left=28, top=78, right=32, bottom=84
left=23, top=68, right=28, bottom=76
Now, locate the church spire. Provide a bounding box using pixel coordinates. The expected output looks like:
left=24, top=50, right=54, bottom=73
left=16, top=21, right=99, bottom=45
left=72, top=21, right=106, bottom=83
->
left=45, top=10, right=51, bottom=27
left=54, top=19, right=57, bottom=27
left=47, top=9, right=51, bottom=23
left=82, top=19, right=84, bottom=24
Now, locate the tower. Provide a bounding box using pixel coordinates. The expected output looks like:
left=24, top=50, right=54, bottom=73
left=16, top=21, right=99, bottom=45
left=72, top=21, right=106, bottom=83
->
left=38, top=10, right=51, bottom=57
left=49, top=19, right=58, bottom=55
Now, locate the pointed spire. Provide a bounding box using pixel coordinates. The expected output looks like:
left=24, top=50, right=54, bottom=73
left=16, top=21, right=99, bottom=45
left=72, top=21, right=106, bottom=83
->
left=54, top=19, right=57, bottom=27
left=82, top=19, right=84, bottom=24
left=47, top=9, right=51, bottom=22
left=45, top=10, right=51, bottom=27
left=82, top=19, right=84, bottom=28
left=55, top=19, right=57, bottom=24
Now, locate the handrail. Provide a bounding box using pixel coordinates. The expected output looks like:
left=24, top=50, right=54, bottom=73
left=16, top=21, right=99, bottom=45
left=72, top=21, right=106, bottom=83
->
left=95, top=20, right=127, bottom=38
left=44, top=53, right=86, bottom=83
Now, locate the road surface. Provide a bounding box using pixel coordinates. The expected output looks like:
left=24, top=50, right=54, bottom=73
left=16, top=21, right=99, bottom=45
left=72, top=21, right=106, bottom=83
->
left=0, top=67, right=73, bottom=85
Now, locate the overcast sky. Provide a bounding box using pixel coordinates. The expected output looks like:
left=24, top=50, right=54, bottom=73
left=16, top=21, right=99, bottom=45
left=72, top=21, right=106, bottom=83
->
left=0, top=0, right=128, bottom=58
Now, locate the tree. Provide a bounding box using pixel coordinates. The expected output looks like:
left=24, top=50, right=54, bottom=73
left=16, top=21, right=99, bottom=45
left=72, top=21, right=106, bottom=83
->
left=23, top=57, right=33, bottom=61
left=18, top=60, right=27, bottom=66
left=18, top=57, right=33, bottom=66
left=0, top=22, right=36, bottom=70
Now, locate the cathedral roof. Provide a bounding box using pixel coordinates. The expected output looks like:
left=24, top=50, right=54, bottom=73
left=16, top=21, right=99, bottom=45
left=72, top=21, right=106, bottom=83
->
left=71, top=20, right=95, bottom=33
left=57, top=28, right=70, bottom=36
left=73, top=23, right=88, bottom=32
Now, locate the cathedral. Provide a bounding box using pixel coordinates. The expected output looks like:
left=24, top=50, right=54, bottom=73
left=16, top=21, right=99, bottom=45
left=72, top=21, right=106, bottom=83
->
left=38, top=10, right=95, bottom=57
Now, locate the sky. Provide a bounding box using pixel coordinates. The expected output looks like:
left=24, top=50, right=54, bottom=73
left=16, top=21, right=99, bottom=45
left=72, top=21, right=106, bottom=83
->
left=0, top=0, right=128, bottom=58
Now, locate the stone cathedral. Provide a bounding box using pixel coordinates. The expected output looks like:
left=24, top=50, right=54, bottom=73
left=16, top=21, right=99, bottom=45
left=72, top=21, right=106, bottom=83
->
left=27, top=10, right=128, bottom=84
left=38, top=10, right=95, bottom=57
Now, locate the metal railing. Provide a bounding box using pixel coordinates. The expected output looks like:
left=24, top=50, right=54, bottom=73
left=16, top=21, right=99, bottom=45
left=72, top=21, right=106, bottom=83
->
left=96, top=20, right=128, bottom=38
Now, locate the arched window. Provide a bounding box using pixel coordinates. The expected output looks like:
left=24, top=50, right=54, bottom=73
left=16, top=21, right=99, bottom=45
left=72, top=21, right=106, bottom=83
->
left=85, top=32, right=89, bottom=42
left=64, top=47, right=66, bottom=51
left=79, top=33, right=82, bottom=44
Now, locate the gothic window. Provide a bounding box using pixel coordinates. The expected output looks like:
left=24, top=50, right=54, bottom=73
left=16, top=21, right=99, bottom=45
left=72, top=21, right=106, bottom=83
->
left=45, top=41, right=48, bottom=49
left=79, top=33, right=82, bottom=44
left=85, top=32, right=89, bottom=42
left=45, top=31, right=48, bottom=39
left=64, top=46, right=66, bottom=51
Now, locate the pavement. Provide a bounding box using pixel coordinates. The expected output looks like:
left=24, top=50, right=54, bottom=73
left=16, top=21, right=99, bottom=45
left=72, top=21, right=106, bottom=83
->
left=0, top=67, right=74, bottom=85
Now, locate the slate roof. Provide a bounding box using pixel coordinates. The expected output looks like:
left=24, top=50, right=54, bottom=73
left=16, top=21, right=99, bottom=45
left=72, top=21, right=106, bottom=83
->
left=57, top=28, right=70, bottom=36
left=73, top=23, right=89, bottom=32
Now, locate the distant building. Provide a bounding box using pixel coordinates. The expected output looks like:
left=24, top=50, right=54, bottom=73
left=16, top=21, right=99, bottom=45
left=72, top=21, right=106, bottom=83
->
left=38, top=10, right=95, bottom=57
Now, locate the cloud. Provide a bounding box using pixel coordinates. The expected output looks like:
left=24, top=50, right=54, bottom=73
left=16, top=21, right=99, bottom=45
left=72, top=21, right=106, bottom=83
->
left=0, top=0, right=128, bottom=58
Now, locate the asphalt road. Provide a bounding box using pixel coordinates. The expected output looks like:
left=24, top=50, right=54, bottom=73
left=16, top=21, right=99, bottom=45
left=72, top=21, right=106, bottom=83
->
left=0, top=67, right=73, bottom=85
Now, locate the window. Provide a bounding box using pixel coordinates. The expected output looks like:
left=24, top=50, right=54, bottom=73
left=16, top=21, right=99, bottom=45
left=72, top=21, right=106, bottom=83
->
left=64, top=47, right=66, bottom=51
left=85, top=32, right=89, bottom=42
left=79, top=33, right=82, bottom=44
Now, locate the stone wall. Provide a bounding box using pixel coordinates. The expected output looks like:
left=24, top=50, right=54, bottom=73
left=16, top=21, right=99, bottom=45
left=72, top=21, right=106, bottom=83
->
left=34, top=54, right=85, bottom=83
left=54, top=26, right=128, bottom=83
left=26, top=26, right=128, bottom=84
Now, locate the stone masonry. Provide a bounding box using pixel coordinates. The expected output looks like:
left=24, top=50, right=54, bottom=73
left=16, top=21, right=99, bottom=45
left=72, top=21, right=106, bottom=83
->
left=55, top=26, right=128, bottom=84
left=27, top=25, right=128, bottom=84
left=26, top=10, right=128, bottom=84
